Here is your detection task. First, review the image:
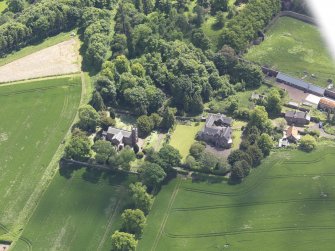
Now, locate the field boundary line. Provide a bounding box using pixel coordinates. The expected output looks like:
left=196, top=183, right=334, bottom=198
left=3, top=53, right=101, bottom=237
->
left=0, top=73, right=81, bottom=88
left=9, top=74, right=86, bottom=250
left=150, top=179, right=181, bottom=251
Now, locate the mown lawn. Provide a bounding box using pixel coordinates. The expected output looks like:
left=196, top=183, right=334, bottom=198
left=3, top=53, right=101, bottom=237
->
left=169, top=123, right=205, bottom=160
left=245, top=17, right=335, bottom=87
left=13, top=168, right=135, bottom=251
left=138, top=145, right=335, bottom=250
left=0, top=76, right=81, bottom=238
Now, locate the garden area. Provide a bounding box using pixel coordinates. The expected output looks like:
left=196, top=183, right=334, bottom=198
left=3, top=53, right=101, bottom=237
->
left=169, top=122, right=205, bottom=161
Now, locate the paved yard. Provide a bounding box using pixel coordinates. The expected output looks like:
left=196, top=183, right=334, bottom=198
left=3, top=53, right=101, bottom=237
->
left=0, top=39, right=80, bottom=83
left=276, top=82, right=309, bottom=102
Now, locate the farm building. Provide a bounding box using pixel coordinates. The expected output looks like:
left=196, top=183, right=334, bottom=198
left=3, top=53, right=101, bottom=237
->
left=276, top=72, right=325, bottom=96
left=102, top=127, right=138, bottom=148
left=285, top=110, right=310, bottom=126
left=318, top=98, right=335, bottom=111
left=198, top=114, right=233, bottom=148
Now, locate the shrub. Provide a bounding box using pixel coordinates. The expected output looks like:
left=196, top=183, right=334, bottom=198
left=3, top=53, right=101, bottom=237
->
left=299, top=135, right=317, bottom=152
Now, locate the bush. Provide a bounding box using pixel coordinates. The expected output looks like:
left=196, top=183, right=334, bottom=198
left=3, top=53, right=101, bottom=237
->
left=136, top=152, right=144, bottom=159
left=299, top=135, right=317, bottom=152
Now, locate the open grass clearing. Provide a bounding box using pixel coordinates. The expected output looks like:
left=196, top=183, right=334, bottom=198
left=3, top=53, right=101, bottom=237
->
left=13, top=168, right=135, bottom=251
left=245, top=17, right=335, bottom=87
left=0, top=76, right=81, bottom=237
left=169, top=122, right=205, bottom=160
left=0, top=39, right=80, bottom=83
left=139, top=145, right=335, bottom=250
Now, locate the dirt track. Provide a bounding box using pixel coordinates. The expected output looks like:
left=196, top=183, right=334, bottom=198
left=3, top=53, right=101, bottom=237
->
left=0, top=39, right=80, bottom=83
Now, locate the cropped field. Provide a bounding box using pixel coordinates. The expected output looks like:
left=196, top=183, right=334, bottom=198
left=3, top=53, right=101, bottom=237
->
left=169, top=123, right=204, bottom=160
left=245, top=17, right=335, bottom=87
left=0, top=77, right=81, bottom=238
left=12, top=168, right=134, bottom=251
left=138, top=145, right=335, bottom=250
left=0, top=39, right=80, bottom=83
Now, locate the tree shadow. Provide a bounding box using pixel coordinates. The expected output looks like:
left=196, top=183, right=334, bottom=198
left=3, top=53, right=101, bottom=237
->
left=59, top=159, right=82, bottom=179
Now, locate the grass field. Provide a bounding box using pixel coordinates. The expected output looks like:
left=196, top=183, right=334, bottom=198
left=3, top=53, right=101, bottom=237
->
left=12, top=168, right=135, bottom=251
left=0, top=31, right=76, bottom=67
left=0, top=77, right=81, bottom=239
left=138, top=144, right=335, bottom=250
left=245, top=17, right=335, bottom=87
left=169, top=123, right=205, bottom=160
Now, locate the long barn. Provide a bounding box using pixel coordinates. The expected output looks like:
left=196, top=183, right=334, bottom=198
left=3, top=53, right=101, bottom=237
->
left=276, top=72, right=325, bottom=96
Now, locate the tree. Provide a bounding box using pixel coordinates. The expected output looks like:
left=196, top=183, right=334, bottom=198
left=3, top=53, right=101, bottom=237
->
left=210, top=0, right=228, bottom=14
left=189, top=142, right=205, bottom=160
left=266, top=89, right=282, bottom=116
left=214, top=11, right=225, bottom=28
left=91, top=91, right=105, bottom=111
left=78, top=105, right=100, bottom=132
left=129, top=182, right=153, bottom=215
left=121, top=209, right=146, bottom=238
left=299, top=135, right=317, bottom=152
left=150, top=113, right=162, bottom=129
left=111, top=231, right=137, bottom=251
left=109, top=146, right=136, bottom=171
left=249, top=106, right=271, bottom=133
left=137, top=115, right=154, bottom=137
left=257, top=133, right=273, bottom=156
left=64, top=135, right=91, bottom=161
left=7, top=0, right=25, bottom=13
left=230, top=160, right=250, bottom=181
left=139, top=162, right=166, bottom=189
left=92, top=140, right=116, bottom=164
left=123, top=87, right=148, bottom=115
left=247, top=145, right=263, bottom=167
left=111, top=34, right=129, bottom=57
left=228, top=149, right=249, bottom=166
left=158, top=145, right=181, bottom=171
left=114, top=55, right=130, bottom=74
left=100, top=111, right=116, bottom=130
left=160, top=107, right=176, bottom=130
left=94, top=76, right=117, bottom=105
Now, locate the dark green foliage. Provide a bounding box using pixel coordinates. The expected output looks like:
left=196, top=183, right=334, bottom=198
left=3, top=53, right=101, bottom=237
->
left=230, top=160, right=250, bottom=181
left=266, top=89, right=282, bottom=116
left=100, top=111, right=116, bottom=130
left=299, top=135, right=317, bottom=152
left=139, top=162, right=166, bottom=189
left=137, top=115, right=154, bottom=137
left=257, top=133, right=273, bottom=156
left=92, top=140, right=116, bottom=164
left=210, top=0, right=228, bottom=14
left=189, top=142, right=206, bottom=160
left=121, top=209, right=146, bottom=238
left=64, top=133, right=91, bottom=161
left=129, top=182, right=153, bottom=215
left=78, top=105, right=100, bottom=132
left=220, top=0, right=281, bottom=51
left=247, top=145, right=263, bottom=167
left=109, top=146, right=136, bottom=171
left=7, top=0, right=25, bottom=13
left=91, top=91, right=106, bottom=111
left=160, top=107, right=175, bottom=130
left=157, top=145, right=181, bottom=171
left=111, top=231, right=137, bottom=251
left=191, top=29, right=211, bottom=51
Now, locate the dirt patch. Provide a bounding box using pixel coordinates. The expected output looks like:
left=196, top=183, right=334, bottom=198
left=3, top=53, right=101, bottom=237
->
left=0, top=39, right=80, bottom=83
left=276, top=82, right=309, bottom=102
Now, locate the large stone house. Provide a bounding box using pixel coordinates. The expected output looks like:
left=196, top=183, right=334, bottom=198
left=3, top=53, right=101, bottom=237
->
left=102, top=127, right=138, bottom=149
left=198, top=114, right=233, bottom=148
left=285, top=110, right=310, bottom=126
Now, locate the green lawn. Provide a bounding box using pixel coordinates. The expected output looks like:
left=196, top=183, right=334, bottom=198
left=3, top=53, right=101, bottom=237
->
left=245, top=17, right=335, bottom=87
left=169, top=123, right=205, bottom=160
left=0, top=77, right=81, bottom=240
left=0, top=30, right=77, bottom=67
left=138, top=144, right=335, bottom=250
left=12, top=168, right=135, bottom=251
